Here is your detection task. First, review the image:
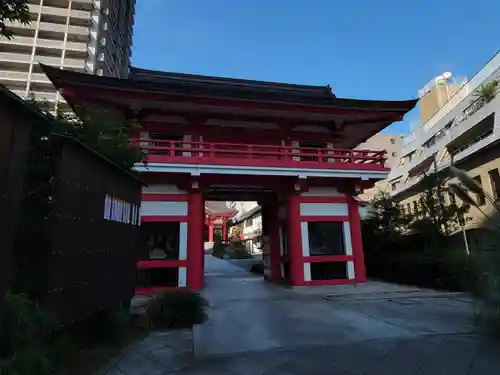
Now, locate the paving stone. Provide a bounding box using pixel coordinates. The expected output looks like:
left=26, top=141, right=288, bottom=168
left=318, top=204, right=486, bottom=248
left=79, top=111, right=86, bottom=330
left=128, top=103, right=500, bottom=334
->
left=413, top=335, right=483, bottom=375
left=115, top=352, right=168, bottom=375
left=221, top=352, right=290, bottom=375
left=144, top=330, right=194, bottom=354
left=466, top=339, right=500, bottom=375
left=364, top=335, right=446, bottom=375
left=102, top=368, right=128, bottom=375
left=146, top=346, right=194, bottom=371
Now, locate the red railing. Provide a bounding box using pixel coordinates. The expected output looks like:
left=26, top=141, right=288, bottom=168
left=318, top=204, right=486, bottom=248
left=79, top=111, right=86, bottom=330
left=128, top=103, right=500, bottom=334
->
left=135, top=138, right=387, bottom=169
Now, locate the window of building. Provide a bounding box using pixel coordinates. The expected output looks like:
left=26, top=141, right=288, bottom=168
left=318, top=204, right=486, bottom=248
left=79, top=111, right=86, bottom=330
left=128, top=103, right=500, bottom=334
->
left=392, top=152, right=397, bottom=157
left=391, top=181, right=400, bottom=191
left=413, top=201, right=418, bottom=213
left=488, top=169, right=500, bottom=200
left=390, top=138, right=395, bottom=144
left=247, top=217, right=254, bottom=227
left=307, top=222, right=346, bottom=256
left=473, top=176, right=486, bottom=206
left=406, top=203, right=411, bottom=214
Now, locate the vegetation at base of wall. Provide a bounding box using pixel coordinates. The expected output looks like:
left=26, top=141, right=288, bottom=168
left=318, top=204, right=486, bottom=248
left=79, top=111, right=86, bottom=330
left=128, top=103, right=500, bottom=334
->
left=0, top=0, right=30, bottom=39
left=448, top=167, right=500, bottom=337
left=362, top=174, right=472, bottom=292
left=229, top=240, right=252, bottom=259
left=364, top=166, right=500, bottom=337
left=145, top=290, right=208, bottom=329
left=0, top=293, right=138, bottom=375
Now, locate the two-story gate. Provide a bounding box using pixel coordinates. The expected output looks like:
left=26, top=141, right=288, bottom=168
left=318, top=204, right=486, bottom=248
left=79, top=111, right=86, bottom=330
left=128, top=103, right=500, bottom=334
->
left=41, top=64, right=417, bottom=292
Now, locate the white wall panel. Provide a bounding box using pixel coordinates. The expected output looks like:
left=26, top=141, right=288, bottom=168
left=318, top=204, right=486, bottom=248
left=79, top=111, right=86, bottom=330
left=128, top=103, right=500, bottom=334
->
left=179, top=223, right=188, bottom=260
left=301, top=222, right=310, bottom=256
left=178, top=267, right=187, bottom=287
left=303, top=263, right=311, bottom=282
left=347, top=261, right=355, bottom=280
left=141, top=201, right=188, bottom=216
left=342, top=222, right=353, bottom=256
left=300, top=203, right=348, bottom=217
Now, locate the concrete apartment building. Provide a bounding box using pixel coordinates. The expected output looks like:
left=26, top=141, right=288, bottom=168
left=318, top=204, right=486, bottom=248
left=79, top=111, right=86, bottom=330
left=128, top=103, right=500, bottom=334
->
left=356, top=133, right=405, bottom=201
left=0, top=0, right=135, bottom=110
left=388, top=52, right=500, bottom=251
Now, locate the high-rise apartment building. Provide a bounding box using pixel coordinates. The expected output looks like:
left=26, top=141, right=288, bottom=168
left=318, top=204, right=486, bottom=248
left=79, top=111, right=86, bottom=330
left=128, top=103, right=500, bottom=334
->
left=0, top=0, right=135, bottom=110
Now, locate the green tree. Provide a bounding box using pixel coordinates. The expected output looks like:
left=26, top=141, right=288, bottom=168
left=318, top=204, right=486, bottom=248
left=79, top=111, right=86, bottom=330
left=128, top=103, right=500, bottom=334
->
left=474, top=79, right=499, bottom=104
left=364, top=191, right=410, bottom=236
left=412, top=172, right=469, bottom=240
left=26, top=95, right=146, bottom=170
left=0, top=0, right=30, bottom=39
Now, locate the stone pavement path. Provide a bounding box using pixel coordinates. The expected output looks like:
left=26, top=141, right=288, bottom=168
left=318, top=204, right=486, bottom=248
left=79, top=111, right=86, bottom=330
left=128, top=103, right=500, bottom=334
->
left=104, top=256, right=500, bottom=375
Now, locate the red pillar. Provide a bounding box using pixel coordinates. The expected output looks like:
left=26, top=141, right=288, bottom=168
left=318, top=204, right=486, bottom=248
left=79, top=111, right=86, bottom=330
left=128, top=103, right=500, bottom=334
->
left=348, top=196, right=366, bottom=282
left=187, top=190, right=204, bottom=291
left=208, top=223, right=214, bottom=242
left=288, top=193, right=303, bottom=286
left=222, top=217, right=227, bottom=241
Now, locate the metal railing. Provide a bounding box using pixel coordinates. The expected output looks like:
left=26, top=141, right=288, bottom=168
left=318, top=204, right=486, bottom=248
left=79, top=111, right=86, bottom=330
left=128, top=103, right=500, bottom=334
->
left=135, top=138, right=388, bottom=168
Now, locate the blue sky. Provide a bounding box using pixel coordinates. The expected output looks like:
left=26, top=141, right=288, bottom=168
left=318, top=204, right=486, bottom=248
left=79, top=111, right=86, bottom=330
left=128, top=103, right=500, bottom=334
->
left=131, top=0, right=499, bottom=134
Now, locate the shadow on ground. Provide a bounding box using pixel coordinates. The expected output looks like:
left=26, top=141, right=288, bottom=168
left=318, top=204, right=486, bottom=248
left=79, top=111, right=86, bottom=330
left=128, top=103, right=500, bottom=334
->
left=108, top=256, right=500, bottom=375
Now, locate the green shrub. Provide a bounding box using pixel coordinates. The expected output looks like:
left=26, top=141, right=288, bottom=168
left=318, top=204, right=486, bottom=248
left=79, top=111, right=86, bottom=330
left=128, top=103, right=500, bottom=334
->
left=1, top=345, right=52, bottom=375
left=250, top=261, right=264, bottom=274
left=231, top=244, right=251, bottom=259
left=0, top=293, right=54, bottom=357
left=212, top=240, right=226, bottom=258
left=0, top=293, right=55, bottom=375
left=146, top=290, right=207, bottom=329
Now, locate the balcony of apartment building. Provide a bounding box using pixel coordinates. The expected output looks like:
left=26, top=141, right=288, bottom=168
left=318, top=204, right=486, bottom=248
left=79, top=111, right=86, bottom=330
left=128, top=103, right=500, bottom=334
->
left=27, top=0, right=94, bottom=12
left=446, top=103, right=498, bottom=163
left=28, top=3, right=91, bottom=25
left=0, top=51, right=85, bottom=70
left=4, top=19, right=90, bottom=43
left=0, top=35, right=87, bottom=57
left=134, top=137, right=389, bottom=179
